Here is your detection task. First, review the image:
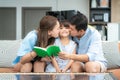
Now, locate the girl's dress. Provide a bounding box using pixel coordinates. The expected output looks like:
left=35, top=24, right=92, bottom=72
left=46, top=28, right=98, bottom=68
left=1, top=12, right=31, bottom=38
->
left=45, top=38, right=76, bottom=80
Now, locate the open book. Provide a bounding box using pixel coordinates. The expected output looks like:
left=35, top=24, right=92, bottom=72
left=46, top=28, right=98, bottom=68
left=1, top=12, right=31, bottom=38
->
left=33, top=45, right=61, bottom=57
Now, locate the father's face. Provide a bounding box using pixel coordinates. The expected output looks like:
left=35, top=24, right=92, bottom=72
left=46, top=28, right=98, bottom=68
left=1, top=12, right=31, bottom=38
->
left=69, top=24, right=85, bottom=38
left=69, top=25, right=79, bottom=37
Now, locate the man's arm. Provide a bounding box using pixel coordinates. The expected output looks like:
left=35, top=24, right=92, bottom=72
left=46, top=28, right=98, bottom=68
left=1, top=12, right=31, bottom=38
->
left=59, top=52, right=89, bottom=62
left=70, top=54, right=89, bottom=62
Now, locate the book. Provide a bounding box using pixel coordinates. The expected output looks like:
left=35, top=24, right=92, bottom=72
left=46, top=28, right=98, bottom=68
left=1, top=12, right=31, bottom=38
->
left=33, top=45, right=61, bottom=57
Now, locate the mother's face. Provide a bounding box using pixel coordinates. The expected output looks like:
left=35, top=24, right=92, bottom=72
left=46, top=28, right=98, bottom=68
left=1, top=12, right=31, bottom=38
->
left=48, top=21, right=60, bottom=38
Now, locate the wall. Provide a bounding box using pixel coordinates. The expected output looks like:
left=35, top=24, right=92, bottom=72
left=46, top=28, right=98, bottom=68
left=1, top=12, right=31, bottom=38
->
left=57, top=0, right=89, bottom=17
left=0, top=0, right=89, bottom=39
left=22, top=8, right=51, bottom=38
left=0, top=8, right=16, bottom=40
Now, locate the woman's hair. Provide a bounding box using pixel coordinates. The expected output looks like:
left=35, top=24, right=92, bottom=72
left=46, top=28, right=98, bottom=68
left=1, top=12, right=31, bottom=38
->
left=37, top=15, right=58, bottom=48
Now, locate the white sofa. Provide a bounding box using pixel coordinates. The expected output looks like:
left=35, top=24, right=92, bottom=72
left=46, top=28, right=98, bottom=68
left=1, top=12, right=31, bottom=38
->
left=0, top=40, right=120, bottom=79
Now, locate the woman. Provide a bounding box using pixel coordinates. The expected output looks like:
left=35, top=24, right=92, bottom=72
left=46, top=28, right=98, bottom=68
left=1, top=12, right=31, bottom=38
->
left=13, top=15, right=60, bottom=72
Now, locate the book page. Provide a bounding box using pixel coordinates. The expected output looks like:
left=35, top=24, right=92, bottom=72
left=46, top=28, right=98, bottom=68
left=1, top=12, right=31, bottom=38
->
left=46, top=45, right=61, bottom=56
left=34, top=46, right=46, bottom=51
left=33, top=46, right=48, bottom=57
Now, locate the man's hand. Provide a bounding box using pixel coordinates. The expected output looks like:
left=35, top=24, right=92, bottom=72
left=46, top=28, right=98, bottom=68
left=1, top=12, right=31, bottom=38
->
left=58, top=52, right=70, bottom=60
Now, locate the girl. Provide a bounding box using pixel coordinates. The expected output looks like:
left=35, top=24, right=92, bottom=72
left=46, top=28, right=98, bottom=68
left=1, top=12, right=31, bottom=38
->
left=45, top=21, right=76, bottom=79
left=13, top=15, right=60, bottom=72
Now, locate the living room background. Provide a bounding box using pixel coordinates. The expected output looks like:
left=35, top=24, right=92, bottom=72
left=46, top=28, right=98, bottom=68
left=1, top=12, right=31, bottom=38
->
left=0, top=0, right=120, bottom=41
left=0, top=0, right=89, bottom=40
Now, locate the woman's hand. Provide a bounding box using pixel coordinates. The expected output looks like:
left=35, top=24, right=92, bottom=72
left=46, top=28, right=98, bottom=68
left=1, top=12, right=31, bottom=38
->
left=41, top=57, right=51, bottom=62
left=13, top=62, right=23, bottom=72
left=58, top=52, right=70, bottom=60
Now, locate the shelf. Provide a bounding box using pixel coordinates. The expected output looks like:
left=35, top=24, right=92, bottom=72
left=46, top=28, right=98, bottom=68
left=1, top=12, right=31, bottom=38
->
left=90, top=7, right=110, bottom=10
left=89, top=0, right=111, bottom=25
left=89, top=0, right=111, bottom=41
left=89, top=22, right=107, bottom=25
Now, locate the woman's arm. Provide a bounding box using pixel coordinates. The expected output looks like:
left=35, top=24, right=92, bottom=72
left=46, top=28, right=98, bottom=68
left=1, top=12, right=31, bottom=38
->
left=13, top=51, right=37, bottom=71
left=20, top=51, right=37, bottom=64
left=51, top=57, right=61, bottom=72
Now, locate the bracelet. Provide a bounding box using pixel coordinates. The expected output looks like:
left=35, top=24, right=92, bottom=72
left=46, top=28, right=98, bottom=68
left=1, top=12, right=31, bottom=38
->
left=30, top=52, right=34, bottom=60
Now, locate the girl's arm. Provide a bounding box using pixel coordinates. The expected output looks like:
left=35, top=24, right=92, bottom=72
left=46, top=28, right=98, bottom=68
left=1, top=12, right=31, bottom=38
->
left=61, top=48, right=76, bottom=72
left=51, top=57, right=61, bottom=72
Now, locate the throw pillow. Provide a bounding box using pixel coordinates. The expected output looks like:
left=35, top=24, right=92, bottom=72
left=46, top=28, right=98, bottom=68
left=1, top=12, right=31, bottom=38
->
left=0, top=40, right=22, bottom=67
left=102, top=41, right=120, bottom=69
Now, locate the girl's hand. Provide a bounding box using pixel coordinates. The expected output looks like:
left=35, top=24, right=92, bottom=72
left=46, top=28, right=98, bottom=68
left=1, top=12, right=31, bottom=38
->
left=56, top=69, right=61, bottom=73
left=61, top=69, right=67, bottom=73
left=13, top=62, right=23, bottom=72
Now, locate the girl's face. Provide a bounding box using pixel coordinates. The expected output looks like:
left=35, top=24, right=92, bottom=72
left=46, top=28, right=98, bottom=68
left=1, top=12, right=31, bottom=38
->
left=48, top=21, right=60, bottom=38
left=59, top=25, right=70, bottom=37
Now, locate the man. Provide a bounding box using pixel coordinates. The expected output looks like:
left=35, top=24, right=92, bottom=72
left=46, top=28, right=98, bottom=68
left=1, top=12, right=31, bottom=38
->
left=59, top=11, right=107, bottom=73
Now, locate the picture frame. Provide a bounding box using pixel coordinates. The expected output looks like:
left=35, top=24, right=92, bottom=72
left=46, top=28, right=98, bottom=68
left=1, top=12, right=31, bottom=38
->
left=93, top=14, right=104, bottom=21
left=100, top=0, right=109, bottom=7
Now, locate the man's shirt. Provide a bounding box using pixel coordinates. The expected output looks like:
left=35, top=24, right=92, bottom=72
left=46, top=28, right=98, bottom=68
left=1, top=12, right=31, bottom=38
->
left=73, top=27, right=107, bottom=65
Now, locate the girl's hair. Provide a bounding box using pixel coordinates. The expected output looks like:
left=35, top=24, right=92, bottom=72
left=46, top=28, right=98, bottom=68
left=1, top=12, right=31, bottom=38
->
left=37, top=15, right=58, bottom=48
left=60, top=20, right=70, bottom=28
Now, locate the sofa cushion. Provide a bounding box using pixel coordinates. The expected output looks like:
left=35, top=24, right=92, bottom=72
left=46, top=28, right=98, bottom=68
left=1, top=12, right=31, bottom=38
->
left=102, top=41, right=120, bottom=69
left=0, top=40, right=22, bottom=67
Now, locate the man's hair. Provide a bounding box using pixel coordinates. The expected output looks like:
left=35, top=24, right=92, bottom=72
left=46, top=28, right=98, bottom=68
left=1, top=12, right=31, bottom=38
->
left=69, top=11, right=88, bottom=31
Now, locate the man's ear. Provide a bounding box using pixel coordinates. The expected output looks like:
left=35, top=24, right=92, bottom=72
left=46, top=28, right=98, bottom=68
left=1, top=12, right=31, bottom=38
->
left=79, top=29, right=84, bottom=33
left=79, top=29, right=85, bottom=36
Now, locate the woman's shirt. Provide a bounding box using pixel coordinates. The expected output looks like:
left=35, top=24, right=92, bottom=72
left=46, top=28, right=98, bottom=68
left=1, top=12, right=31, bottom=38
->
left=12, top=30, right=37, bottom=65
left=17, top=30, right=37, bottom=56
